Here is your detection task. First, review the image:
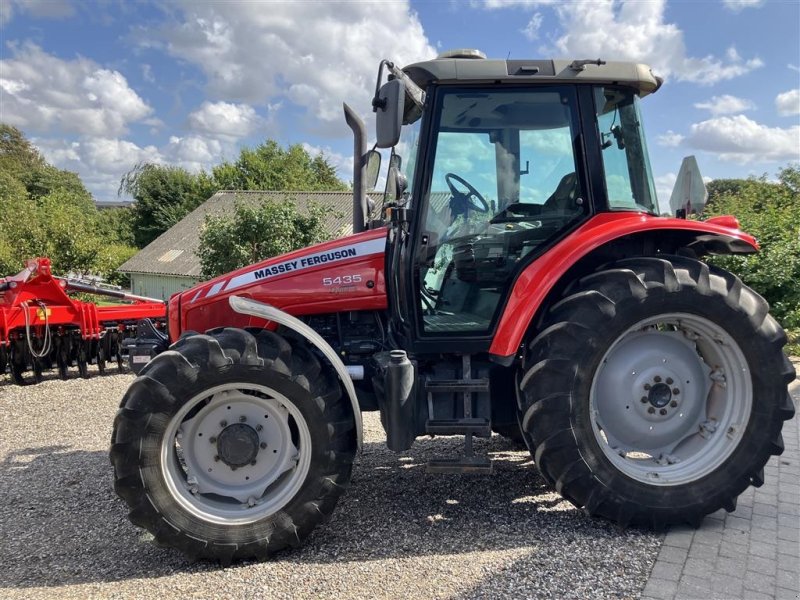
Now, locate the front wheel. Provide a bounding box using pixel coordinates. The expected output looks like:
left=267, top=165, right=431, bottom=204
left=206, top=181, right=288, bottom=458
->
left=110, top=327, right=356, bottom=562
left=518, top=256, right=795, bottom=528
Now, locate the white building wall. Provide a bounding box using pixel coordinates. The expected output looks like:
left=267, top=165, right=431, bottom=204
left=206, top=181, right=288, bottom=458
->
left=129, top=273, right=199, bottom=301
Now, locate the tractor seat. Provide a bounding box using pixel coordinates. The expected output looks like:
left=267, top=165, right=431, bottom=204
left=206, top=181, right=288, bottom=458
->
left=543, top=172, right=580, bottom=212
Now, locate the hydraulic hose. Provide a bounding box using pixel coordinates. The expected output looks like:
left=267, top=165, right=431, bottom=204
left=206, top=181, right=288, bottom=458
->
left=22, top=300, right=52, bottom=359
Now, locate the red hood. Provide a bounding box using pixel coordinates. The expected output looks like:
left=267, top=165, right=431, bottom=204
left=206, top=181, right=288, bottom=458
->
left=173, top=227, right=389, bottom=338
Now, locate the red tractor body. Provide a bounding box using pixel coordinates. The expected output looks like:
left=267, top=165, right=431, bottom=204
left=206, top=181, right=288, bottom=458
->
left=170, top=212, right=757, bottom=358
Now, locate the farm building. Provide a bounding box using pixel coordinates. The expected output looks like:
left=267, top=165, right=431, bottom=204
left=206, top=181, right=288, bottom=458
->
left=118, top=190, right=378, bottom=300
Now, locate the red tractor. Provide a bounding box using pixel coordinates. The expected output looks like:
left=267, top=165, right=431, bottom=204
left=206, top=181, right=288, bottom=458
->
left=110, top=51, right=795, bottom=563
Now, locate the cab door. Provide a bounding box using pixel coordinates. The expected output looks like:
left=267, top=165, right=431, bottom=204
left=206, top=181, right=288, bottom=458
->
left=407, top=85, right=592, bottom=351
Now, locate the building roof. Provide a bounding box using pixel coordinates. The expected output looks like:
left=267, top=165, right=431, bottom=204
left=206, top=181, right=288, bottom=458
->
left=119, top=190, right=376, bottom=278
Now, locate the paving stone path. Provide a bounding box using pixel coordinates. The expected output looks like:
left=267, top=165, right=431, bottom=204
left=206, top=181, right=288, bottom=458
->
left=642, top=362, right=800, bottom=600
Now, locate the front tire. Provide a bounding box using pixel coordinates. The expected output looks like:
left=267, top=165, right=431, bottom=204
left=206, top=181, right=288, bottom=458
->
left=518, top=256, right=795, bottom=528
left=110, top=327, right=357, bottom=563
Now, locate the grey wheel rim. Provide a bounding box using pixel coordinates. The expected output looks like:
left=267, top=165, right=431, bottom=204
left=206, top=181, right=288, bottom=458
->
left=590, top=312, right=752, bottom=486
left=160, top=383, right=312, bottom=524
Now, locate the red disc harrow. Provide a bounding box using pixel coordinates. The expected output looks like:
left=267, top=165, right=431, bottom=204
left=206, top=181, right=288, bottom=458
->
left=0, top=257, right=166, bottom=384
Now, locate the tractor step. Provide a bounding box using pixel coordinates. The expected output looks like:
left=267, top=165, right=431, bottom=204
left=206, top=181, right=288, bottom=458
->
left=426, top=455, right=493, bottom=474
left=426, top=418, right=491, bottom=436
left=424, top=378, right=490, bottom=393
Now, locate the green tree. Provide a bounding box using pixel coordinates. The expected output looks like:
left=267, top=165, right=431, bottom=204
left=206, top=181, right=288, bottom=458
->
left=212, top=141, right=346, bottom=192
left=197, top=197, right=333, bottom=279
left=706, top=165, right=800, bottom=349
left=120, top=163, right=217, bottom=247
left=0, top=124, right=138, bottom=284
left=121, top=141, right=346, bottom=249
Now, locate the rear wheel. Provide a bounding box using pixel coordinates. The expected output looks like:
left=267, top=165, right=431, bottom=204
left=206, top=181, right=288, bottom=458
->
left=110, top=327, right=357, bottom=562
left=518, top=256, right=795, bottom=528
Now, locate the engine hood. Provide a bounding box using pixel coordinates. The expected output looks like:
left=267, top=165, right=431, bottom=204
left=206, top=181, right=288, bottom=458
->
left=174, top=227, right=389, bottom=338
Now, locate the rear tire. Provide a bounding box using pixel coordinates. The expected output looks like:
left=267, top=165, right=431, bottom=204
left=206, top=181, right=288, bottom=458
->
left=518, top=256, right=795, bottom=528
left=110, top=327, right=357, bottom=563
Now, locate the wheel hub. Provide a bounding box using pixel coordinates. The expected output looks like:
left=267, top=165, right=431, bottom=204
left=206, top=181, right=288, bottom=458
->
left=217, top=423, right=260, bottom=468
left=648, top=382, right=672, bottom=408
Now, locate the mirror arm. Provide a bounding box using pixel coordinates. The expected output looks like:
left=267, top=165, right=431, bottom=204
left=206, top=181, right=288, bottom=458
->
left=386, top=63, right=425, bottom=118
left=372, top=60, right=393, bottom=112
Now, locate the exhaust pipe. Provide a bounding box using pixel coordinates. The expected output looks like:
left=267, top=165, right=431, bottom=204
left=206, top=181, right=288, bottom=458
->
left=343, top=103, right=368, bottom=234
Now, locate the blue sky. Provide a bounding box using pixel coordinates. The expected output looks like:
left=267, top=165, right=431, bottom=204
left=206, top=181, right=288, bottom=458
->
left=1, top=0, right=798, bottom=206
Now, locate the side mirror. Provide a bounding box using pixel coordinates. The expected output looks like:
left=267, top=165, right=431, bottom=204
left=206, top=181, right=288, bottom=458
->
left=375, top=79, right=405, bottom=149
left=385, top=154, right=406, bottom=202
left=365, top=149, right=381, bottom=190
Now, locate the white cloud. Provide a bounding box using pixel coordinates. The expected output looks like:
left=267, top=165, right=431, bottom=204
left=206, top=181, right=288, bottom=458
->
left=151, top=1, right=436, bottom=136
left=686, top=115, right=800, bottom=164
left=163, top=135, right=225, bottom=173
left=34, top=137, right=163, bottom=201
left=0, top=42, right=152, bottom=136
left=482, top=0, right=556, bottom=7
left=694, top=94, right=755, bottom=115
left=657, top=131, right=685, bottom=147
left=487, top=0, right=763, bottom=85
left=721, top=0, right=764, bottom=12
left=32, top=133, right=231, bottom=201
left=187, top=101, right=264, bottom=140
left=522, top=12, right=544, bottom=40
left=141, top=63, right=155, bottom=84
left=0, top=0, right=74, bottom=25
left=775, top=89, right=800, bottom=117
left=654, top=172, right=676, bottom=212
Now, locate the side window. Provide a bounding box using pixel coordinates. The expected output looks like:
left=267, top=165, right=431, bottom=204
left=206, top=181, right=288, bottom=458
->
left=595, top=87, right=658, bottom=212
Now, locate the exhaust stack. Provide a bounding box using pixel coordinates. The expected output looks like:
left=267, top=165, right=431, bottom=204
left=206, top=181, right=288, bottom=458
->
left=343, top=103, right=368, bottom=233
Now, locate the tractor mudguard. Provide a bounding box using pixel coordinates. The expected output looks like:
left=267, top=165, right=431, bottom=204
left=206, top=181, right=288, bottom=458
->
left=228, top=295, right=364, bottom=450
left=488, top=212, right=759, bottom=359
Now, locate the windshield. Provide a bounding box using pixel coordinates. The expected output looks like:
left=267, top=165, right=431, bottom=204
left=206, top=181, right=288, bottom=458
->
left=594, top=87, right=657, bottom=213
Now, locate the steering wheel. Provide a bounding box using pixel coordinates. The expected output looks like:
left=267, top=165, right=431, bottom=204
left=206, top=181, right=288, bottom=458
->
left=445, top=173, right=490, bottom=213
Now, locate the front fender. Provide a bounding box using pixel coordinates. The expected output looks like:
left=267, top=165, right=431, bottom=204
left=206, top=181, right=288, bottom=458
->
left=229, top=295, right=363, bottom=450
left=488, top=212, right=758, bottom=359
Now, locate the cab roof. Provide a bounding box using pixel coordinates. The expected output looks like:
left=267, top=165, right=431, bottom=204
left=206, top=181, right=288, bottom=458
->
left=403, top=53, right=662, bottom=97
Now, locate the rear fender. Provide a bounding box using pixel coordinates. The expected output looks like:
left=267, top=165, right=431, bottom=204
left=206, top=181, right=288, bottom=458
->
left=488, top=213, right=758, bottom=359
left=229, top=295, right=363, bottom=450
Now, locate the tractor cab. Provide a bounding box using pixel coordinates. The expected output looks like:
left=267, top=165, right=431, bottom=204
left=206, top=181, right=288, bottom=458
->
left=371, top=52, right=661, bottom=353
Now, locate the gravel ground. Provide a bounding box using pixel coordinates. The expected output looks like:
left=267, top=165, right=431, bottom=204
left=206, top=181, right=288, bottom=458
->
left=0, top=371, right=661, bottom=599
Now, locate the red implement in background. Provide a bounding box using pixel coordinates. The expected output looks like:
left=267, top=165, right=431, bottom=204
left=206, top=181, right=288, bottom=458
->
left=0, top=257, right=166, bottom=384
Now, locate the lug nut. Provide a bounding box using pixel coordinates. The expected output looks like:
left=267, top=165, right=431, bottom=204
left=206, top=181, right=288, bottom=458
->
left=644, top=383, right=651, bottom=391
left=640, top=396, right=648, bottom=403
left=213, top=455, right=220, bottom=462
left=648, top=407, right=655, bottom=414
left=239, top=415, right=247, bottom=423
left=260, top=442, right=267, bottom=449
left=231, top=466, right=237, bottom=471
left=220, top=420, right=228, bottom=428
left=670, top=400, right=678, bottom=408
left=673, top=388, right=680, bottom=395
left=666, top=377, right=674, bottom=385
left=659, top=408, right=667, bottom=415
left=256, top=424, right=263, bottom=432
left=654, top=376, right=662, bottom=383
left=250, top=459, right=257, bottom=466
left=209, top=436, right=217, bottom=444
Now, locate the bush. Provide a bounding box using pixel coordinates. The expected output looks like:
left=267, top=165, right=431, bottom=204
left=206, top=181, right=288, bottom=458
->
left=705, top=165, right=800, bottom=353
